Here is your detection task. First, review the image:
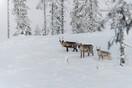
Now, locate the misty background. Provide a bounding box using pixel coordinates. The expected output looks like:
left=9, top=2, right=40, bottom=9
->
left=0, top=0, right=127, bottom=40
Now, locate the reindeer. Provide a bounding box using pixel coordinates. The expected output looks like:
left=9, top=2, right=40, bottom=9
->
left=59, top=37, right=78, bottom=52
left=96, top=47, right=112, bottom=60
left=78, top=43, right=94, bottom=58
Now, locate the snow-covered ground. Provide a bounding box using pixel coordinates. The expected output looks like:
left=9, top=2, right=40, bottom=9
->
left=0, top=30, right=132, bottom=88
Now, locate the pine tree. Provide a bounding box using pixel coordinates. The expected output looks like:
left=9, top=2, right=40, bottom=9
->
left=34, top=25, right=41, bottom=35
left=50, top=0, right=62, bottom=35
left=99, top=0, right=132, bottom=66
left=71, top=0, right=82, bottom=33
left=12, top=0, right=31, bottom=36
left=71, top=0, right=101, bottom=33
left=36, top=0, right=48, bottom=36
left=71, top=0, right=87, bottom=33
left=37, top=0, right=64, bottom=35
left=85, top=0, right=102, bottom=32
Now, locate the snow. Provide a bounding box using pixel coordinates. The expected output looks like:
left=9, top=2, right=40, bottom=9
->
left=0, top=30, right=132, bottom=88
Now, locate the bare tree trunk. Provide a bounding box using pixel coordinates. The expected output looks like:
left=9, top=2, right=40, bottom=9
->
left=7, top=0, right=10, bottom=39
left=61, top=0, right=64, bottom=34
left=89, top=0, right=93, bottom=32
left=51, top=2, right=54, bottom=35
left=43, top=0, right=47, bottom=35
left=120, top=28, right=125, bottom=66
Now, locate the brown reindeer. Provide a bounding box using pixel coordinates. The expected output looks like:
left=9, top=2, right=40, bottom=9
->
left=59, top=38, right=78, bottom=52
left=78, top=43, right=94, bottom=58
left=96, top=47, right=111, bottom=60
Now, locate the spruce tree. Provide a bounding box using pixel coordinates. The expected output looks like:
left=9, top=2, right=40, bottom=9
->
left=50, top=0, right=62, bottom=35
left=36, top=0, right=47, bottom=36
left=71, top=0, right=82, bottom=33
left=85, top=0, right=102, bottom=32
left=71, top=0, right=101, bottom=33
left=99, top=0, right=132, bottom=66
left=34, top=25, right=41, bottom=35
left=12, top=0, right=31, bottom=36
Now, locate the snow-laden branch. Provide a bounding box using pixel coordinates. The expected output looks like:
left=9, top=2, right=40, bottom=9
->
left=124, top=42, right=132, bottom=48
left=99, top=0, right=122, bottom=28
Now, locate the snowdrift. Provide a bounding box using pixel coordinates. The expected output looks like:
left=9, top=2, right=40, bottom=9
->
left=0, top=31, right=132, bottom=88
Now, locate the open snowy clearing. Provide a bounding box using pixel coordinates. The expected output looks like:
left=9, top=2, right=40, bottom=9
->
left=0, top=30, right=132, bottom=88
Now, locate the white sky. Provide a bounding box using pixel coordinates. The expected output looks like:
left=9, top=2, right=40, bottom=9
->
left=0, top=0, right=7, bottom=40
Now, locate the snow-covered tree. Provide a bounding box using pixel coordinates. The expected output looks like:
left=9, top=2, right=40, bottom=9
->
left=12, top=0, right=31, bottom=36
left=71, top=0, right=83, bottom=33
left=49, top=0, right=62, bottom=35
left=37, top=0, right=65, bottom=35
left=71, top=0, right=101, bottom=33
left=60, top=0, right=65, bottom=34
left=48, top=0, right=66, bottom=35
left=36, top=0, right=48, bottom=36
left=71, top=0, right=86, bottom=33
left=99, top=0, right=132, bottom=66
left=85, top=0, right=102, bottom=32
left=34, top=25, right=41, bottom=35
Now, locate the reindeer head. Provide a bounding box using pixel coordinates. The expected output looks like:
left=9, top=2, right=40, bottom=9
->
left=59, top=37, right=65, bottom=45
left=96, top=47, right=101, bottom=51
left=78, top=43, right=82, bottom=48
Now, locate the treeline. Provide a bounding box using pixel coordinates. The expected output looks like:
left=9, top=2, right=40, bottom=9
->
left=9, top=0, right=102, bottom=36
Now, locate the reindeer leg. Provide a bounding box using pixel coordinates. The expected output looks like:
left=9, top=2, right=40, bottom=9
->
left=73, top=48, right=75, bottom=52
left=108, top=57, right=110, bottom=60
left=76, top=48, right=78, bottom=52
left=102, top=56, right=103, bottom=59
left=80, top=52, right=82, bottom=58
left=88, top=51, right=90, bottom=56
left=66, top=47, right=68, bottom=52
left=98, top=56, right=100, bottom=60
left=83, top=52, right=85, bottom=58
left=92, top=50, right=94, bottom=56
left=75, top=47, right=78, bottom=52
left=110, top=56, right=112, bottom=60
left=108, top=56, right=111, bottom=60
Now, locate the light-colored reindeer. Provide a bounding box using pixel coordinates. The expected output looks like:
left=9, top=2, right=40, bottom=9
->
left=96, top=47, right=112, bottom=60
left=59, top=37, right=78, bottom=52
left=78, top=43, right=94, bottom=58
